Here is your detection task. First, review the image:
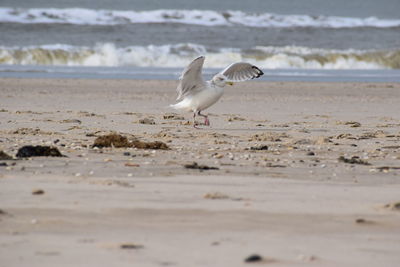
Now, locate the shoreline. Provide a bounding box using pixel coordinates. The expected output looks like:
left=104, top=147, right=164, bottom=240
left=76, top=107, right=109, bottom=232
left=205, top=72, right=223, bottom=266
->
left=1, top=78, right=400, bottom=266
left=1, top=66, right=400, bottom=82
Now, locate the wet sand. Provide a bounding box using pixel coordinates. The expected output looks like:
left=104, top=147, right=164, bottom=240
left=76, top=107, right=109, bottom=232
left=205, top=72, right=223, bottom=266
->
left=1, top=78, right=400, bottom=266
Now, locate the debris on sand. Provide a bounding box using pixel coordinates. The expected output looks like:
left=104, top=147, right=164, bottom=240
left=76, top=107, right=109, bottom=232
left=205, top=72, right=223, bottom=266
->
left=204, top=192, right=230, bottom=199
left=384, top=201, right=400, bottom=211
left=131, top=140, right=169, bottom=150
left=139, top=118, right=155, bottom=125
left=244, top=254, right=263, bottom=263
left=32, top=189, right=45, bottom=195
left=184, top=162, right=219, bottom=170
left=338, top=156, right=371, bottom=165
left=249, top=145, right=269, bottom=151
left=265, top=163, right=286, bottom=168
left=359, top=130, right=387, bottom=139
left=16, top=146, right=64, bottom=158
left=124, top=162, right=140, bottom=167
left=244, top=254, right=276, bottom=264
left=61, top=119, right=82, bottom=124
left=336, top=133, right=355, bottom=139
left=93, top=134, right=131, bottom=148
left=0, top=151, right=13, bottom=160
left=92, top=134, right=169, bottom=150
left=344, top=121, right=361, bottom=127
left=375, top=166, right=400, bottom=172
left=163, top=113, right=185, bottom=120
left=228, top=116, right=246, bottom=122
left=120, top=243, right=144, bottom=249
left=249, top=132, right=290, bottom=142
left=355, top=218, right=374, bottom=224
left=11, top=128, right=55, bottom=135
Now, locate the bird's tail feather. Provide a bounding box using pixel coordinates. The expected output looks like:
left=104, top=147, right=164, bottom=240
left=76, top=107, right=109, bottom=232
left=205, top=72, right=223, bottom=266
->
left=169, top=99, right=192, bottom=112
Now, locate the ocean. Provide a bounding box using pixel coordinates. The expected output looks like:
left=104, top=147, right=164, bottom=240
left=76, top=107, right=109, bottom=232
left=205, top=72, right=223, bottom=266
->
left=1, top=0, right=400, bottom=81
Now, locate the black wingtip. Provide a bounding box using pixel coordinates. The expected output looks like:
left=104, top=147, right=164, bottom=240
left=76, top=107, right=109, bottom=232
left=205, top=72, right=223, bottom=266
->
left=251, top=66, right=264, bottom=79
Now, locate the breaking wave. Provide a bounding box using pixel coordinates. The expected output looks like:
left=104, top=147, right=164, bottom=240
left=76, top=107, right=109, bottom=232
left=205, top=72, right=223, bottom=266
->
left=1, top=43, right=399, bottom=69
left=1, top=7, right=400, bottom=28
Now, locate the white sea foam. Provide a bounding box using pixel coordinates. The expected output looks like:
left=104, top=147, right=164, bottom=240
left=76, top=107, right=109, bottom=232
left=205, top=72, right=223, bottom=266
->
left=0, top=43, right=398, bottom=69
left=1, top=7, right=399, bottom=28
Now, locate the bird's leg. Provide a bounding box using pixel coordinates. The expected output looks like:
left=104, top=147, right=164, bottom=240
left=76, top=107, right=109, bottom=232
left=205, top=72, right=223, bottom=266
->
left=197, top=111, right=210, bottom=126
left=193, top=112, right=198, bottom=128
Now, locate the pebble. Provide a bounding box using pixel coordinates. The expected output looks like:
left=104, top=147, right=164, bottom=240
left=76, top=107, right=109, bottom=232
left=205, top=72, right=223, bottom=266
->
left=244, top=254, right=263, bottom=263
left=32, top=189, right=45, bottom=195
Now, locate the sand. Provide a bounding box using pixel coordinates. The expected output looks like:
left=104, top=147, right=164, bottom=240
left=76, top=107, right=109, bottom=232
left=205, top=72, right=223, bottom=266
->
left=1, top=78, right=400, bottom=266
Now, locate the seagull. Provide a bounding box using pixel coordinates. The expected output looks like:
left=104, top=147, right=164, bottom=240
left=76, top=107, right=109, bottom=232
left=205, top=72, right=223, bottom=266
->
left=170, top=56, right=264, bottom=127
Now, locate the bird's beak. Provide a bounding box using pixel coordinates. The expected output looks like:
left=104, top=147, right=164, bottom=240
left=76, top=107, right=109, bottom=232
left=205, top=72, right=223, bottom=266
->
left=226, top=81, right=234, bottom=86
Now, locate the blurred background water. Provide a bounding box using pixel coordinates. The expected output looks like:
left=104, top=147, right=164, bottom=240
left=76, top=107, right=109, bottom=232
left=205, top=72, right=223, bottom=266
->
left=1, top=0, right=400, bottom=81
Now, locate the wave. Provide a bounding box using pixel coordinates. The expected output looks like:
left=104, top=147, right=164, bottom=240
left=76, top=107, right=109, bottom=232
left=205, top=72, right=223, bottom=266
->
left=1, top=7, right=400, bottom=28
left=0, top=43, right=399, bottom=69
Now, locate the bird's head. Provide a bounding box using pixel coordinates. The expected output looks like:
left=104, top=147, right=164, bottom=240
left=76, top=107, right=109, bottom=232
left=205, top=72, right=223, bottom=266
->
left=212, top=75, right=234, bottom=87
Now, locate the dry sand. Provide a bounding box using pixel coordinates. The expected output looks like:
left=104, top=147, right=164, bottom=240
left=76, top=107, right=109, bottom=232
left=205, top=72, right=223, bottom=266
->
left=1, top=78, right=400, bottom=266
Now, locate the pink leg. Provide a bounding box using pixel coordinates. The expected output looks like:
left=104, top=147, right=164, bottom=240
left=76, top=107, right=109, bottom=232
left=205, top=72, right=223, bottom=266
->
left=198, top=111, right=210, bottom=126
left=204, top=117, right=210, bottom=126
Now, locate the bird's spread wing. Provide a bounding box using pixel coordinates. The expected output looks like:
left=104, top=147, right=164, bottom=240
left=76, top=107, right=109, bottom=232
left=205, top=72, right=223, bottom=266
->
left=176, top=56, right=206, bottom=101
left=217, top=62, right=264, bottom=82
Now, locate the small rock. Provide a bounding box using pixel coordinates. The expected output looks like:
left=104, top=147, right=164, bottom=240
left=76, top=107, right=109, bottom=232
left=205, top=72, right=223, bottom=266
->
left=307, top=151, right=315, bottom=156
left=123, top=152, right=131, bottom=156
left=32, top=189, right=45, bottom=195
left=355, top=218, right=374, bottom=224
left=120, top=243, right=144, bottom=249
left=250, top=145, right=269, bottom=151
left=244, top=254, right=263, bottom=263
left=139, top=118, right=155, bottom=125
left=355, top=218, right=366, bottom=223
left=184, top=162, right=219, bottom=170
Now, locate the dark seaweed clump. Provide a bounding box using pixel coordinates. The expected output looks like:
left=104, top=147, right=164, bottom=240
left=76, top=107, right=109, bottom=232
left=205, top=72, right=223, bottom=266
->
left=16, top=145, right=64, bottom=158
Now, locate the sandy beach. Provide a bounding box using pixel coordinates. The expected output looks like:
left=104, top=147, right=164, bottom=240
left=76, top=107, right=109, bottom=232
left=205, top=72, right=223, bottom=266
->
left=1, top=78, right=400, bottom=267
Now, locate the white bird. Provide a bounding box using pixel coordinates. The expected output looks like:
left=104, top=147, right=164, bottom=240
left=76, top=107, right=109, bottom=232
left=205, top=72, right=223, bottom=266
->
left=170, top=56, right=264, bottom=127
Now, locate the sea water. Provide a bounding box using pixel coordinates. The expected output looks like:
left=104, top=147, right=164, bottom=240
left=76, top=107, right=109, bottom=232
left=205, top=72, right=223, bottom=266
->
left=0, top=0, right=399, bottom=81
